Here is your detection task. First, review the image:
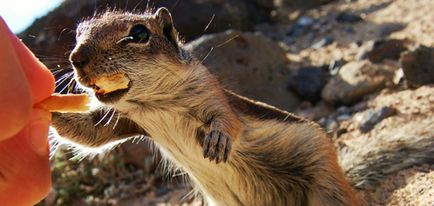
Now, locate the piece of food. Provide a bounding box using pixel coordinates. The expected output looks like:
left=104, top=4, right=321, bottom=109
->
left=92, top=73, right=130, bottom=95
left=37, top=94, right=90, bottom=113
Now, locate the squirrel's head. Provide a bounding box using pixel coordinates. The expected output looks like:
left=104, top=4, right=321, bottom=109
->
left=69, top=8, right=193, bottom=106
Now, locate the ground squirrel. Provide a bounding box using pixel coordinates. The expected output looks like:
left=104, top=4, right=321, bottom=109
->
left=51, top=8, right=362, bottom=205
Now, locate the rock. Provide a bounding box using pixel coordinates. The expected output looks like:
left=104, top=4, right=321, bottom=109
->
left=393, top=68, right=405, bottom=85
left=336, top=12, right=363, bottom=23
left=400, top=45, right=434, bottom=87
left=337, top=106, right=351, bottom=116
left=354, top=106, right=397, bottom=132
left=274, top=0, right=334, bottom=9
left=328, top=59, right=347, bottom=76
left=336, top=114, right=352, bottom=122
left=287, top=16, right=315, bottom=37
left=379, top=23, right=406, bottom=36
left=319, top=117, right=339, bottom=133
left=297, top=16, right=315, bottom=27
left=185, top=30, right=301, bottom=111
left=357, top=39, right=408, bottom=63
left=311, top=36, right=334, bottom=49
left=289, top=66, right=329, bottom=102
left=321, top=61, right=390, bottom=105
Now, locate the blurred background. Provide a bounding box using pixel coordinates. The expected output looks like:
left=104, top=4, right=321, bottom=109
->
left=1, top=0, right=64, bottom=33
left=2, top=0, right=433, bottom=205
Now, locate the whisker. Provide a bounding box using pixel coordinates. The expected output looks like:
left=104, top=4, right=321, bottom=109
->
left=57, top=82, right=70, bottom=94
left=94, top=108, right=113, bottom=126
left=203, top=14, right=215, bottom=33
left=215, top=34, right=240, bottom=48
left=200, top=47, right=214, bottom=65
left=40, top=61, right=69, bottom=66
left=55, top=72, right=74, bottom=89
left=112, top=113, right=121, bottom=130
left=67, top=80, right=78, bottom=93
left=145, top=0, right=153, bottom=13
left=51, top=67, right=72, bottom=76
left=36, top=54, right=67, bottom=58
left=58, top=28, right=75, bottom=41
left=51, top=69, right=65, bottom=75
left=54, top=70, right=72, bottom=75
left=133, top=0, right=145, bottom=12
left=64, top=50, right=72, bottom=57
left=124, top=0, right=129, bottom=10
left=116, top=36, right=133, bottom=44
left=58, top=77, right=76, bottom=94
left=183, top=183, right=198, bottom=202
left=55, top=72, right=73, bottom=86
left=104, top=109, right=117, bottom=127
left=55, top=71, right=72, bottom=83
left=37, top=58, right=66, bottom=62
left=200, top=34, right=239, bottom=64
left=73, top=80, right=83, bottom=92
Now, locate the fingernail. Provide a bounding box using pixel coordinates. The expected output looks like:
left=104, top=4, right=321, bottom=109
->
left=29, top=109, right=51, bottom=156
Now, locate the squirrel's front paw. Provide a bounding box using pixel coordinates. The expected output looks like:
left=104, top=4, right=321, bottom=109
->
left=203, top=130, right=232, bottom=163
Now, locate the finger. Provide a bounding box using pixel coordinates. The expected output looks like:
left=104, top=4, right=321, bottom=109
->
left=2, top=17, right=55, bottom=104
left=0, top=108, right=51, bottom=205
left=0, top=18, right=33, bottom=140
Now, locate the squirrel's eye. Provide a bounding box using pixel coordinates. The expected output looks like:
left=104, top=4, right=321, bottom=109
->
left=128, top=24, right=149, bottom=43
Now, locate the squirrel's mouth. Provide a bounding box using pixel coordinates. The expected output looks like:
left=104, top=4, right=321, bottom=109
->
left=88, top=72, right=131, bottom=103
left=93, top=86, right=130, bottom=103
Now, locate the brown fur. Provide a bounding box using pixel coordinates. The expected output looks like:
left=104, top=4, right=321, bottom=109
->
left=52, top=8, right=361, bottom=206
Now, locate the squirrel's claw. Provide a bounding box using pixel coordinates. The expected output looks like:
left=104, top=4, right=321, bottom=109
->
left=203, top=130, right=232, bottom=163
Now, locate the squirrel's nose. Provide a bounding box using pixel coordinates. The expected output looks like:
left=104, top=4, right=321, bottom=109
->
left=69, top=46, right=92, bottom=69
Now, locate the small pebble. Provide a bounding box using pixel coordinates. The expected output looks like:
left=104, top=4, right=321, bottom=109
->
left=328, top=59, right=346, bottom=76
left=336, top=12, right=363, bottom=23
left=337, top=114, right=352, bottom=122
left=297, top=16, right=314, bottom=26
left=357, top=106, right=397, bottom=132
left=311, top=37, right=334, bottom=49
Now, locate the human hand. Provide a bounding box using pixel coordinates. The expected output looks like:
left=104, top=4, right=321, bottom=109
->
left=0, top=17, right=55, bottom=206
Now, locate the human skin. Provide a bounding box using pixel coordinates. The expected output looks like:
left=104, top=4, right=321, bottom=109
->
left=0, top=17, right=55, bottom=206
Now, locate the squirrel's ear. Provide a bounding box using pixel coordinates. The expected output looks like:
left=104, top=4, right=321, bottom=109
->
left=155, top=7, right=173, bottom=28
left=154, top=7, right=178, bottom=50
